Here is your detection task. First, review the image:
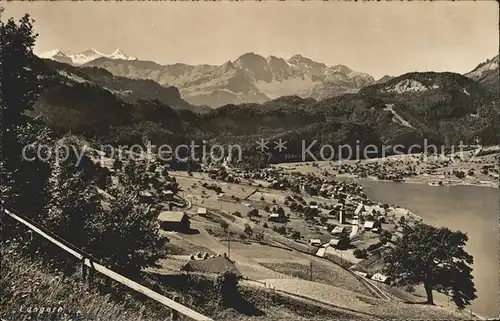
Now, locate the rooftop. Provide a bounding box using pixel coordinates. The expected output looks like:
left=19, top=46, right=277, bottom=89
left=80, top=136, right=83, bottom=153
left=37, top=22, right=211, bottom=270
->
left=158, top=211, right=188, bottom=223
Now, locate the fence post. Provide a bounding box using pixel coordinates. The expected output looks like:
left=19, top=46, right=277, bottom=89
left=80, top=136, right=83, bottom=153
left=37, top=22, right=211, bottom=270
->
left=87, top=260, right=95, bottom=285
left=170, top=295, right=180, bottom=321
left=80, top=258, right=87, bottom=281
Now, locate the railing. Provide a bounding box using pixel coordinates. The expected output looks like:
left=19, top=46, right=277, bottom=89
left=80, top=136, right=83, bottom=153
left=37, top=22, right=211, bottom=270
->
left=2, top=208, right=213, bottom=321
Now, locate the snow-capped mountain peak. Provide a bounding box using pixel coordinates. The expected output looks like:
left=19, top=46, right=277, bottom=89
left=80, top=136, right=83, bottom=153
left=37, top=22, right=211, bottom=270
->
left=108, top=48, right=136, bottom=61
left=70, top=48, right=105, bottom=65
left=38, top=48, right=68, bottom=59
left=37, top=48, right=136, bottom=65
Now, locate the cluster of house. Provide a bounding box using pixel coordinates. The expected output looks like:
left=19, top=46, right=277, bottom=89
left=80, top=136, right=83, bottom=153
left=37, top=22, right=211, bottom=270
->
left=307, top=201, right=386, bottom=248
left=334, top=162, right=415, bottom=182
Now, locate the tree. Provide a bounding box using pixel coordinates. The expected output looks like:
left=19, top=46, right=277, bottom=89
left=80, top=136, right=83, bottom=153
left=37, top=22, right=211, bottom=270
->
left=379, top=230, right=392, bottom=244
left=353, top=248, right=368, bottom=259
left=291, top=231, right=301, bottom=241
left=1, top=12, right=50, bottom=220
left=43, top=146, right=103, bottom=253
left=247, top=208, right=258, bottom=219
left=337, top=232, right=350, bottom=250
left=303, top=206, right=319, bottom=221
left=113, top=157, right=123, bottom=170
left=88, top=190, right=168, bottom=274
left=383, top=222, right=476, bottom=308
left=1, top=12, right=43, bottom=129
left=244, top=224, right=253, bottom=237
left=215, top=270, right=241, bottom=307
left=273, top=225, right=286, bottom=235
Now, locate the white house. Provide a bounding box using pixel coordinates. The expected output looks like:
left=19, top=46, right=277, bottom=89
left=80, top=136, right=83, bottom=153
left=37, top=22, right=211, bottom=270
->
left=330, top=226, right=345, bottom=235
left=354, top=203, right=364, bottom=216
left=309, top=239, right=322, bottom=246
left=371, top=273, right=389, bottom=284
left=364, top=221, right=381, bottom=230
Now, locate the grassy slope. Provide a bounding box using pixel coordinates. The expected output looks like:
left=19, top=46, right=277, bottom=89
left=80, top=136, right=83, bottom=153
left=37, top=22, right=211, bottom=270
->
left=1, top=242, right=370, bottom=321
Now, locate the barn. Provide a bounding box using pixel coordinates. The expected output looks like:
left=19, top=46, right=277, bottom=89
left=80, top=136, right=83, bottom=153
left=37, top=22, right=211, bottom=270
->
left=158, top=211, right=190, bottom=232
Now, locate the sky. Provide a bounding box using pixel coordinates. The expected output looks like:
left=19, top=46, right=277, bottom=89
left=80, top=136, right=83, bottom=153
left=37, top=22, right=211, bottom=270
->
left=2, top=1, right=499, bottom=79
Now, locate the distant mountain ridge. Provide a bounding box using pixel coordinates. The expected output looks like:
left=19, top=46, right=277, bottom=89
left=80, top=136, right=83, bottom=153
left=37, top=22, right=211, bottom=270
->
left=464, top=54, right=499, bottom=96
left=39, top=49, right=374, bottom=107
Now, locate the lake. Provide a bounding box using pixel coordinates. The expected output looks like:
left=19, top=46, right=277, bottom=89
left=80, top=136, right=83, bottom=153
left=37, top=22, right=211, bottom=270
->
left=358, top=180, right=499, bottom=317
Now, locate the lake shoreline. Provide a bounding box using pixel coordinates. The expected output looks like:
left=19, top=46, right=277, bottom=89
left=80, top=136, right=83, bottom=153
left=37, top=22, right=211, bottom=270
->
left=359, top=180, right=499, bottom=318
left=337, top=173, right=499, bottom=189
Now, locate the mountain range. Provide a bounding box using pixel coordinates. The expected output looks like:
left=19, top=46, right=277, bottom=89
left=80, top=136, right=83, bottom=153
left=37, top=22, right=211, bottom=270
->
left=40, top=49, right=498, bottom=110
left=30, top=50, right=499, bottom=164
left=39, top=49, right=376, bottom=107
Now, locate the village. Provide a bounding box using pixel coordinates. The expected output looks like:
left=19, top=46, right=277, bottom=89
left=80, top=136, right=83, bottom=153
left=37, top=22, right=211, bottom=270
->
left=281, top=146, right=500, bottom=188
left=90, top=148, right=436, bottom=291
left=89, top=143, right=500, bottom=279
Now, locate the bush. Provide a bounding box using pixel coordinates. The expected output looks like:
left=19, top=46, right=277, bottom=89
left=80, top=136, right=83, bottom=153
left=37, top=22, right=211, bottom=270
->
left=273, top=225, right=286, bottom=235
left=247, top=208, right=259, bottom=218
left=291, top=231, right=301, bottom=240
left=220, top=221, right=229, bottom=232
